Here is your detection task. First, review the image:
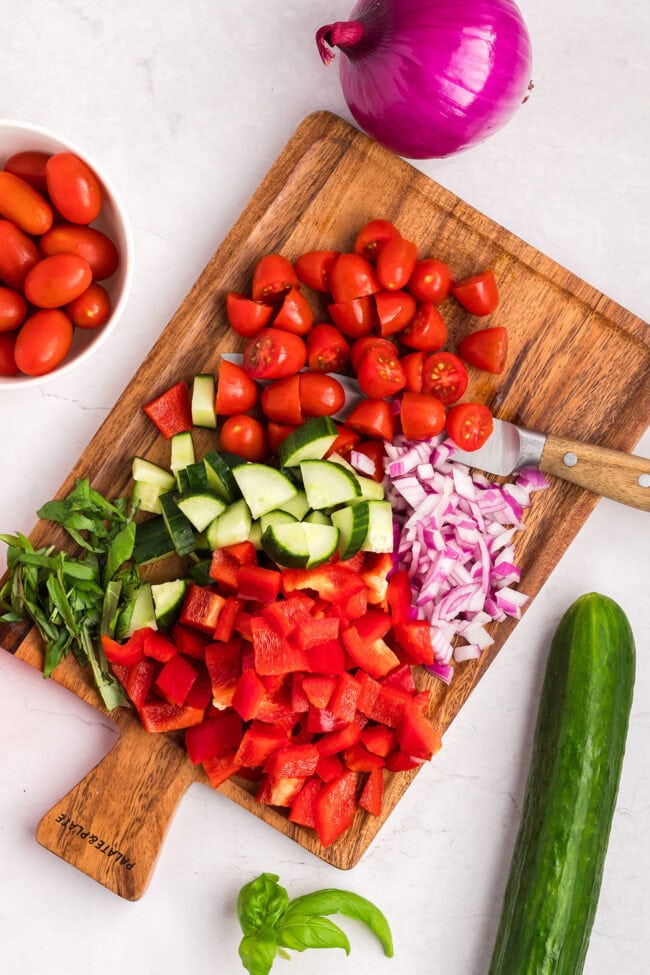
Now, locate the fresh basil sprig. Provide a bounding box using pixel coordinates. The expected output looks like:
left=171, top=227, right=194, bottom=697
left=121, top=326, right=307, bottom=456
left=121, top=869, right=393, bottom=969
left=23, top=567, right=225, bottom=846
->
left=236, top=873, right=393, bottom=975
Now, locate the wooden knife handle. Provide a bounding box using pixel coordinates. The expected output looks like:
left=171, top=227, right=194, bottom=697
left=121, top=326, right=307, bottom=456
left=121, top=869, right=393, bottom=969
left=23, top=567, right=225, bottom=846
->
left=540, top=435, right=650, bottom=511
left=35, top=714, right=197, bottom=900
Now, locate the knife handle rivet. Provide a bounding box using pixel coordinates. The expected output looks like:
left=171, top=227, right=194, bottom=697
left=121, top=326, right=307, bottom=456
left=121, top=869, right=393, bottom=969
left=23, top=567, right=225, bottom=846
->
left=563, top=452, right=578, bottom=468
left=639, top=474, right=650, bottom=489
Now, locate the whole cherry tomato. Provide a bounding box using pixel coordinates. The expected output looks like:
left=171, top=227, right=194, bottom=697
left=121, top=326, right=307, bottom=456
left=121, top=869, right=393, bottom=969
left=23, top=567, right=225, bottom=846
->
left=325, top=424, right=361, bottom=458
left=260, top=375, right=303, bottom=425
left=243, top=328, right=307, bottom=380
left=251, top=254, right=299, bottom=304
left=266, top=422, right=297, bottom=454
left=400, top=392, right=446, bottom=441
left=345, top=398, right=395, bottom=441
left=294, top=250, right=339, bottom=292
left=0, top=287, right=27, bottom=332
left=350, top=439, right=385, bottom=482
left=408, top=259, right=453, bottom=304
left=374, top=290, right=416, bottom=336
left=45, top=152, right=102, bottom=224
left=356, top=346, right=406, bottom=399
left=272, top=287, right=313, bottom=335
left=226, top=292, right=274, bottom=337
left=401, top=303, right=447, bottom=351
left=0, top=331, right=19, bottom=375
left=299, top=372, right=345, bottom=417
left=354, top=219, right=401, bottom=262
left=216, top=360, right=259, bottom=415
left=4, top=151, right=50, bottom=193
left=0, top=220, right=40, bottom=290
left=446, top=403, right=494, bottom=451
left=458, top=326, right=508, bottom=374
left=39, top=224, right=119, bottom=280
left=14, top=309, right=73, bottom=376
left=306, top=323, right=350, bottom=373
left=422, top=351, right=468, bottom=405
left=66, top=283, right=111, bottom=329
left=328, top=253, right=380, bottom=303
left=400, top=351, right=425, bottom=392
left=24, top=254, right=92, bottom=308
left=350, top=336, right=395, bottom=373
left=452, top=270, right=499, bottom=316
left=219, top=414, right=267, bottom=462
left=376, top=237, right=418, bottom=291
left=0, top=172, right=53, bottom=235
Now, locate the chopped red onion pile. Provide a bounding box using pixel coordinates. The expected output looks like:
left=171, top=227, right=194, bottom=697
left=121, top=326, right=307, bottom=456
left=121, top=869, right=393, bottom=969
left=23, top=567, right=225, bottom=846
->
left=384, top=436, right=548, bottom=685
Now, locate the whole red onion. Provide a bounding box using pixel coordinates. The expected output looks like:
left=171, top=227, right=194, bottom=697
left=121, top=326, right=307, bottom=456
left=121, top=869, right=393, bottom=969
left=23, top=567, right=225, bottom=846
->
left=317, top=0, right=533, bottom=159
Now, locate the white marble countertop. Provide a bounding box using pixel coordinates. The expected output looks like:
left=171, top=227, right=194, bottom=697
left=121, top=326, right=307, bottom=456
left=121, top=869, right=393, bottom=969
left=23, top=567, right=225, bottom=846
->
left=1, top=2, right=648, bottom=973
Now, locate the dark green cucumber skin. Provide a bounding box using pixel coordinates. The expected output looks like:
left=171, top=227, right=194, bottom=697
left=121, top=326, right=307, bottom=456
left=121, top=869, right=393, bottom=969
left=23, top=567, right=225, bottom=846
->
left=490, top=593, right=635, bottom=975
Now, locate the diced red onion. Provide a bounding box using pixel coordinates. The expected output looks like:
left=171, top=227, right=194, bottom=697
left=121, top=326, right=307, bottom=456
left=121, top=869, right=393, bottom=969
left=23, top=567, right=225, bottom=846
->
left=350, top=450, right=376, bottom=477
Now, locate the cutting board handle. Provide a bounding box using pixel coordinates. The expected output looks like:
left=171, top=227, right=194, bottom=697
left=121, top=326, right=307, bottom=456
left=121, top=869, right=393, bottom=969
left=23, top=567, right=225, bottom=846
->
left=35, top=716, right=197, bottom=900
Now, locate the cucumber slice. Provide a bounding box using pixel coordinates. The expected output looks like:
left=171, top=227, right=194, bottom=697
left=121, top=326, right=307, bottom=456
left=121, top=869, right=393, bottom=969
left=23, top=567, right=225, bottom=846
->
left=362, top=500, right=394, bottom=553
left=159, top=493, right=198, bottom=556
left=176, top=491, right=226, bottom=532
left=183, top=462, right=210, bottom=493
left=131, top=480, right=169, bottom=515
left=248, top=520, right=263, bottom=551
left=300, top=459, right=361, bottom=510
left=203, top=449, right=241, bottom=503
left=119, top=582, right=158, bottom=638
left=170, top=431, right=195, bottom=472
left=192, top=374, right=216, bottom=429
left=232, top=463, right=297, bottom=519
left=279, top=490, right=310, bottom=520
left=205, top=499, right=252, bottom=549
left=262, top=522, right=310, bottom=569
left=353, top=475, right=385, bottom=502
left=132, top=456, right=175, bottom=491
left=331, top=501, right=370, bottom=559
left=303, top=523, right=339, bottom=568
left=278, top=417, right=338, bottom=467
left=133, top=516, right=175, bottom=565
left=327, top=452, right=355, bottom=472
left=259, top=509, right=298, bottom=533
left=304, top=510, right=333, bottom=526
left=152, top=579, right=188, bottom=628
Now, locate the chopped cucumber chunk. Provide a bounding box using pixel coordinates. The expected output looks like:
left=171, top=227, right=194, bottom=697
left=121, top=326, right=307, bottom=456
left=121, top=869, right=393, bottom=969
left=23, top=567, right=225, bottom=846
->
left=152, top=579, right=187, bottom=629
left=176, top=461, right=210, bottom=494
left=331, top=501, right=370, bottom=559
left=232, top=463, right=297, bottom=519
left=303, top=523, right=339, bottom=568
left=159, top=493, right=198, bottom=556
left=191, top=374, right=216, bottom=429
left=279, top=490, right=310, bottom=521
left=262, top=522, right=310, bottom=568
left=248, top=520, right=263, bottom=551
left=362, top=500, right=394, bottom=553
left=304, top=510, right=333, bottom=526
left=120, top=583, right=157, bottom=638
left=259, top=509, right=298, bottom=533
left=133, top=516, right=175, bottom=565
left=131, top=480, right=169, bottom=515
left=203, top=450, right=242, bottom=503
left=170, top=431, right=195, bottom=472
left=176, top=491, right=226, bottom=532
left=300, top=459, right=361, bottom=509
left=132, top=456, right=175, bottom=491
left=205, top=499, right=252, bottom=549
left=278, top=417, right=338, bottom=467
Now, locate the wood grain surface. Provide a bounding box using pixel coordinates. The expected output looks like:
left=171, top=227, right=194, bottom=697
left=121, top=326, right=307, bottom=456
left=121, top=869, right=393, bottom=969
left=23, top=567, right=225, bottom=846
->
left=2, top=112, right=649, bottom=898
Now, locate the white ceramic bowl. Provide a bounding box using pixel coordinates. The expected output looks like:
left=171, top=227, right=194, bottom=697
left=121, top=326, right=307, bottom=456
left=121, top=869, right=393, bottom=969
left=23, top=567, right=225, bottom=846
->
left=0, top=119, right=133, bottom=389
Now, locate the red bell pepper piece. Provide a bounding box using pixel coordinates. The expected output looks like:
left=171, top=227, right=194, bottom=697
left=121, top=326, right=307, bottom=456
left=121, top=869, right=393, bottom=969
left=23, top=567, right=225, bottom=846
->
left=301, top=676, right=338, bottom=710
left=236, top=564, right=281, bottom=603
left=393, top=621, right=434, bottom=665
left=171, top=623, right=209, bottom=659
left=385, top=750, right=426, bottom=772
left=143, top=630, right=177, bottom=663
left=260, top=673, right=287, bottom=693
left=125, top=660, right=155, bottom=709
left=235, top=722, right=288, bottom=767
left=359, top=767, right=384, bottom=816
left=254, top=686, right=300, bottom=731
left=397, top=702, right=442, bottom=760
left=355, top=670, right=381, bottom=714
left=306, top=638, right=346, bottom=674
left=362, top=683, right=411, bottom=728
left=251, top=617, right=309, bottom=675
left=293, top=617, right=340, bottom=651
left=101, top=633, right=145, bottom=667
left=353, top=610, right=392, bottom=642
left=306, top=706, right=348, bottom=735
left=361, top=552, right=393, bottom=606
left=205, top=638, right=242, bottom=709
left=110, top=662, right=129, bottom=688
left=223, top=540, right=257, bottom=566
left=234, top=608, right=253, bottom=640
left=316, top=715, right=367, bottom=757
left=143, top=380, right=193, bottom=438
left=291, top=673, right=310, bottom=713
left=361, top=724, right=397, bottom=758
left=202, top=749, right=241, bottom=788
left=185, top=711, right=244, bottom=765
left=341, top=742, right=386, bottom=772
left=264, top=743, right=319, bottom=779
left=211, top=596, right=242, bottom=642
left=342, top=551, right=366, bottom=573
left=179, top=583, right=225, bottom=634
left=413, top=689, right=431, bottom=712
left=387, top=569, right=412, bottom=624
left=342, top=625, right=400, bottom=679
left=257, top=775, right=305, bottom=807
left=262, top=593, right=315, bottom=637
left=139, top=701, right=205, bottom=733
left=184, top=667, right=213, bottom=709
left=209, top=548, right=239, bottom=592
left=314, top=770, right=359, bottom=847
left=328, top=672, right=361, bottom=722
left=231, top=668, right=267, bottom=721
left=382, top=663, right=417, bottom=694
left=338, top=587, right=368, bottom=619
left=316, top=752, right=344, bottom=782
left=155, top=653, right=198, bottom=706
left=289, top=777, right=323, bottom=828
left=281, top=564, right=366, bottom=603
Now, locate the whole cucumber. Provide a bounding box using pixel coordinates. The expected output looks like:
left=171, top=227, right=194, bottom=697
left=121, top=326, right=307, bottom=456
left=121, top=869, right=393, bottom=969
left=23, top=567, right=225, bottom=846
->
left=489, top=593, right=635, bottom=975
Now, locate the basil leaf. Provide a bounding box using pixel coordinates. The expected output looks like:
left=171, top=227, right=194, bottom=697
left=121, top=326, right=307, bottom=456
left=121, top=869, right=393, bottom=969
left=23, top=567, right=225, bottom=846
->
left=276, top=914, right=351, bottom=955
left=237, top=873, right=289, bottom=935
left=237, top=931, right=277, bottom=975
left=104, top=522, right=135, bottom=585
left=283, top=889, right=393, bottom=957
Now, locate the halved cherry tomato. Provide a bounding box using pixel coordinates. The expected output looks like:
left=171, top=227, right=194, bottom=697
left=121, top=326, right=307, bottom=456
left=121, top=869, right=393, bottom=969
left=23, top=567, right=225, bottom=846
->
left=374, top=290, right=416, bottom=336
left=325, top=424, right=361, bottom=458
left=39, top=224, right=119, bottom=280
left=0, top=331, right=19, bottom=376
left=294, top=250, right=339, bottom=292
left=65, top=282, right=110, bottom=329
left=251, top=254, right=299, bottom=304
left=327, top=296, right=376, bottom=339
left=452, top=270, right=499, bottom=316
left=306, top=323, right=350, bottom=373
left=243, top=328, right=307, bottom=380
left=266, top=422, right=297, bottom=454
left=219, top=414, right=267, bottom=461
left=345, top=398, right=395, bottom=441
left=400, top=392, right=446, bottom=441
left=376, top=237, right=418, bottom=291
left=422, top=351, right=468, bottom=405
left=446, top=402, right=494, bottom=451
left=350, top=440, right=385, bottom=482
left=261, top=374, right=303, bottom=425
left=350, top=336, right=395, bottom=373
left=354, top=219, right=401, bottom=262
left=4, top=151, right=50, bottom=193
left=0, top=220, right=40, bottom=290
left=272, top=287, right=313, bottom=335
left=408, top=259, right=453, bottom=304
left=299, top=373, right=345, bottom=417
left=458, top=326, right=508, bottom=374
left=357, top=346, right=406, bottom=399
left=226, top=292, right=274, bottom=337
left=24, top=254, right=92, bottom=308
left=401, top=302, right=447, bottom=351
left=328, top=253, right=380, bottom=303
left=400, top=351, right=424, bottom=393
left=216, top=360, right=259, bottom=415
left=45, top=152, right=102, bottom=225
left=14, top=309, right=73, bottom=376
left=0, top=172, right=53, bottom=236
left=0, top=287, right=27, bottom=333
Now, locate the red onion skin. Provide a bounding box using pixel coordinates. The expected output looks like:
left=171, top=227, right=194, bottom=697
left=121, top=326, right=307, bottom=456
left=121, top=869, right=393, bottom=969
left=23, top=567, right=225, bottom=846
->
left=317, top=0, right=533, bottom=159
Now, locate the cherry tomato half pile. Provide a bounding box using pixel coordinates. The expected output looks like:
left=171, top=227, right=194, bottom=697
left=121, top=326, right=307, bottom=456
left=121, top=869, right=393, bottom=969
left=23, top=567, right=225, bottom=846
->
left=0, top=149, right=120, bottom=377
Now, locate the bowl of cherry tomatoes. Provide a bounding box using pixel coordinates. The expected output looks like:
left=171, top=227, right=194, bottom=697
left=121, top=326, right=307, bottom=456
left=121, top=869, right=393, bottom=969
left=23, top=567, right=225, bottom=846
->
left=0, top=119, right=133, bottom=387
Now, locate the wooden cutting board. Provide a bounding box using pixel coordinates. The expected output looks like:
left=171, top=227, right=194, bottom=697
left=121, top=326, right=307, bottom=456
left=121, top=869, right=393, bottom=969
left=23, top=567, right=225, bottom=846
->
left=2, top=112, right=648, bottom=901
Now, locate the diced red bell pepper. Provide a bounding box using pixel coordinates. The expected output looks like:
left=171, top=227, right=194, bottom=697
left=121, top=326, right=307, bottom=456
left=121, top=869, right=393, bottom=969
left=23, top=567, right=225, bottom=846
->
left=172, top=623, right=210, bottom=659
left=231, top=668, right=267, bottom=721
left=316, top=752, right=344, bottom=782
left=143, top=380, right=193, bottom=439
left=251, top=617, right=309, bottom=675
left=324, top=424, right=361, bottom=458
left=205, top=638, right=242, bottom=709
left=316, top=715, right=367, bottom=757
left=179, top=584, right=225, bottom=634
left=235, top=722, right=288, bottom=767
left=110, top=662, right=129, bottom=688
left=397, top=702, right=442, bottom=760
left=212, top=596, right=243, bottom=643
left=359, top=768, right=384, bottom=816
left=363, top=683, right=412, bottom=728
left=338, top=587, right=368, bottom=619
left=184, top=667, right=213, bottom=709
left=413, top=689, right=431, bottom=712
left=255, top=686, right=300, bottom=731
left=361, top=552, right=393, bottom=606
left=355, top=670, right=381, bottom=714
left=241, top=643, right=255, bottom=671
left=385, top=750, right=426, bottom=772
left=143, top=630, right=177, bottom=663
left=382, top=663, right=416, bottom=694
left=234, top=608, right=253, bottom=640
left=155, top=653, right=198, bottom=706
left=293, top=617, right=340, bottom=651
left=262, top=593, right=315, bottom=637
left=125, top=660, right=155, bottom=709
left=264, top=743, right=319, bottom=779
left=289, top=777, right=323, bottom=828
left=361, top=724, right=397, bottom=758
left=185, top=711, right=244, bottom=765
left=328, top=672, right=361, bottom=722
left=291, top=673, right=310, bottom=713
left=301, top=676, right=338, bottom=710
left=393, top=621, right=434, bottom=665
left=236, top=564, right=281, bottom=604
left=223, top=540, right=257, bottom=565
left=306, top=638, right=346, bottom=674
left=101, top=633, right=145, bottom=667
left=342, top=625, right=400, bottom=679
left=257, top=775, right=305, bottom=807
left=139, top=701, right=205, bottom=733
left=342, top=551, right=366, bottom=573
left=260, top=673, right=286, bottom=693
left=209, top=549, right=239, bottom=592
left=202, top=749, right=241, bottom=788
left=341, top=743, right=386, bottom=772
left=314, top=770, right=359, bottom=847
left=306, top=707, right=348, bottom=735
left=353, top=610, right=392, bottom=642
left=387, top=569, right=413, bottom=624
left=281, top=564, right=366, bottom=603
